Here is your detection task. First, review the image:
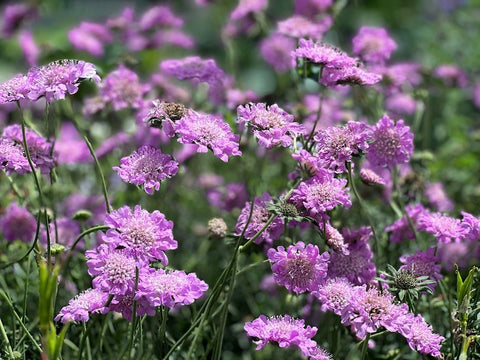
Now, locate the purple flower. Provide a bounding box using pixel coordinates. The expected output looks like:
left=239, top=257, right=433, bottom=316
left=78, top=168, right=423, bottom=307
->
left=244, top=315, right=317, bottom=356
left=0, top=202, right=36, bottom=243
left=234, top=192, right=284, bottom=246
left=56, top=123, right=91, bottom=164
left=1, top=4, right=37, bottom=38
left=3, top=124, right=56, bottom=174
left=151, top=29, right=195, bottom=49
left=68, top=22, right=112, bottom=57
left=385, top=203, right=427, bottom=243
left=294, top=0, right=333, bottom=19
left=99, top=65, right=146, bottom=110
left=367, top=114, right=414, bottom=168
left=27, top=60, right=100, bottom=102
left=259, top=33, right=296, bottom=73
left=461, top=211, right=480, bottom=241
left=139, top=5, right=183, bottom=30
left=61, top=193, right=106, bottom=226
left=434, top=64, right=468, bottom=88
left=324, top=222, right=349, bottom=254
left=417, top=212, right=467, bottom=243
left=40, top=218, right=80, bottom=250
left=424, top=182, right=454, bottom=212
left=55, top=288, right=108, bottom=323
left=0, top=137, right=31, bottom=174
left=86, top=243, right=145, bottom=295
left=399, top=248, right=442, bottom=292
left=320, top=64, right=382, bottom=87
left=96, top=132, right=131, bottom=159
left=19, top=31, right=40, bottom=67
left=113, top=146, right=178, bottom=195
left=314, top=121, right=371, bottom=173
left=142, top=100, right=187, bottom=137
left=399, top=314, right=444, bottom=358
left=135, top=268, right=208, bottom=311
left=293, top=39, right=356, bottom=68
left=381, top=62, right=422, bottom=93
left=385, top=93, right=417, bottom=116
left=0, top=74, right=29, bottom=103
left=226, top=88, right=259, bottom=110
left=352, top=27, right=397, bottom=64
left=175, top=112, right=242, bottom=162
left=206, top=182, right=248, bottom=211
left=290, top=169, right=351, bottom=222
left=277, top=16, right=331, bottom=40
left=103, top=205, right=177, bottom=264
left=237, top=103, right=305, bottom=149
left=313, top=277, right=355, bottom=315
left=230, top=0, right=268, bottom=21
left=360, top=168, right=386, bottom=185
left=267, top=242, right=330, bottom=293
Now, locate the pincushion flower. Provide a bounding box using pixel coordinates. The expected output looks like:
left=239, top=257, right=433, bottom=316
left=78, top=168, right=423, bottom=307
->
left=267, top=242, right=330, bottom=293
left=55, top=288, right=108, bottom=323
left=235, top=193, right=284, bottom=246
left=113, top=145, right=179, bottom=195
left=0, top=137, right=31, bottom=174
left=367, top=114, right=414, bottom=168
left=0, top=202, right=37, bottom=243
left=103, top=205, right=177, bottom=264
left=259, top=33, right=296, bottom=73
left=352, top=26, right=397, bottom=64
left=135, top=268, right=208, bottom=311
left=244, top=315, right=318, bottom=356
left=174, top=112, right=242, bottom=162
left=86, top=243, right=145, bottom=295
left=320, top=64, right=382, bottom=87
left=417, top=212, right=467, bottom=243
left=314, top=121, right=371, bottom=173
left=313, top=277, right=355, bottom=315
left=400, top=314, right=445, bottom=358
left=277, top=16, right=330, bottom=40
left=206, top=182, right=248, bottom=211
left=237, top=103, right=305, bottom=149
left=68, top=22, right=112, bottom=57
left=461, top=211, right=480, bottom=241
left=290, top=168, right=351, bottom=222
left=230, top=0, right=268, bottom=21
left=293, top=39, right=356, bottom=68
left=0, top=74, right=29, bottom=103
left=27, top=59, right=100, bottom=102
left=359, top=168, right=385, bottom=185
left=424, top=182, right=454, bottom=212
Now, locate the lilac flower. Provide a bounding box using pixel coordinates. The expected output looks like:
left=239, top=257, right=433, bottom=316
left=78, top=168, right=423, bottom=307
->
left=360, top=168, right=386, bottom=185
left=277, top=16, right=331, bottom=40
left=175, top=112, right=242, bottom=162
left=438, top=241, right=471, bottom=270
left=237, top=103, right=305, bottom=149
left=399, top=314, right=445, bottom=358
left=324, top=222, right=349, bottom=254
left=399, top=248, right=443, bottom=292
left=206, top=182, right=248, bottom=211
left=291, top=149, right=324, bottom=178
left=86, top=243, right=145, bottom=295
left=135, top=268, right=208, bottom=311
left=367, top=114, right=414, bottom=168
left=385, top=93, right=417, bottom=116
left=327, top=236, right=376, bottom=286
left=313, top=277, right=355, bottom=315
left=417, top=212, right=467, bottom=243
left=107, top=293, right=136, bottom=321
left=244, top=315, right=317, bottom=356
left=56, top=123, right=91, bottom=164
left=424, top=182, right=454, bottom=212
left=0, top=136, right=31, bottom=174
left=113, top=146, right=178, bottom=195
left=352, top=27, right=397, bottom=64
left=139, top=5, right=183, bottom=30
left=234, top=193, right=284, bottom=246
left=0, top=74, right=29, bottom=103
left=320, top=64, right=382, bottom=87
left=267, top=242, right=330, bottom=293
left=434, top=64, right=468, bottom=88
left=99, top=65, right=146, bottom=110
left=55, top=288, right=108, bottom=323
left=290, top=169, right=351, bottom=222
left=19, top=31, right=40, bottom=67
left=27, top=60, right=100, bottom=102
left=381, top=62, right=422, bottom=93
left=3, top=124, right=56, bottom=174
left=294, top=0, right=333, bottom=18
left=0, top=202, right=36, bottom=243
left=1, top=4, right=37, bottom=38
left=68, top=22, right=112, bottom=57
left=103, top=205, right=177, bottom=264
left=461, top=211, right=480, bottom=241
left=293, top=39, right=356, bottom=68
left=259, top=33, right=296, bottom=73
left=96, top=132, right=131, bottom=159
left=230, top=0, right=268, bottom=21
left=314, top=121, right=371, bottom=173
left=385, top=203, right=427, bottom=243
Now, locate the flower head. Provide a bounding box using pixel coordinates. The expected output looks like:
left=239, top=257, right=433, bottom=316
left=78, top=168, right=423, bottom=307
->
left=55, top=288, right=108, bottom=323
left=313, top=277, right=355, bottom=315
left=386, top=203, right=427, bottom=243
left=360, top=168, right=386, bottom=185
left=352, top=26, right=397, bottom=64
left=113, top=146, right=178, bottom=195
left=175, top=112, right=241, bottom=162
left=0, top=74, right=29, bottom=103
left=259, top=33, right=296, bottom=73
left=293, top=39, right=355, bottom=68
left=99, top=65, right=145, bottom=110
left=104, top=205, right=177, bottom=264
left=68, top=22, right=112, bottom=57
left=206, top=182, right=248, bottom=211
left=320, top=64, right=382, bottom=87
left=0, top=202, right=36, bottom=243
left=424, top=182, right=454, bottom=212
left=399, top=248, right=442, bottom=292
left=367, top=114, right=414, bottom=168
left=0, top=137, right=31, bottom=174
left=461, top=211, right=480, bottom=241
left=267, top=242, right=330, bottom=293
left=277, top=16, right=331, bottom=40
left=400, top=314, right=445, bottom=358
left=417, top=212, right=467, bottom=243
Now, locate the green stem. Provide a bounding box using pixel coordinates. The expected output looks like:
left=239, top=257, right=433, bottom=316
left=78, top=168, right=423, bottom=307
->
left=360, top=333, right=371, bottom=360
left=127, top=267, right=140, bottom=360
left=0, top=318, right=15, bottom=359
left=239, top=214, right=275, bottom=252
left=392, top=165, right=419, bottom=240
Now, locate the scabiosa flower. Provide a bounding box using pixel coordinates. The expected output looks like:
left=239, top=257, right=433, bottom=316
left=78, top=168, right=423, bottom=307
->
left=226, top=88, right=259, bottom=109
left=235, top=193, right=284, bottom=246
left=56, top=123, right=91, bottom=164
left=113, top=146, right=178, bottom=195
left=1, top=4, right=37, bottom=38
left=143, top=100, right=187, bottom=137
left=385, top=203, right=427, bottom=243
left=237, top=103, right=304, bottom=149
left=0, top=137, right=31, bottom=174
left=417, top=212, right=467, bottom=243
left=461, top=211, right=480, bottom=241
left=230, top=0, right=268, bottom=20
left=399, top=248, right=442, bottom=292
left=135, top=268, right=208, bottom=310
left=86, top=243, right=145, bottom=295
left=294, top=0, right=333, bottom=18
left=206, top=182, right=248, bottom=211
left=293, top=39, right=356, bottom=68
left=267, top=242, right=330, bottom=293
left=277, top=16, right=330, bottom=40
left=290, top=168, right=351, bottom=222
left=99, top=65, right=146, bottom=110
left=352, top=27, right=397, bottom=64
left=3, top=124, right=56, bottom=174
left=424, top=182, right=454, bottom=212
left=320, top=64, right=382, bottom=87
left=367, top=114, right=414, bottom=168
left=434, top=64, right=468, bottom=88
left=0, top=202, right=36, bottom=243
left=385, top=93, right=417, bottom=116
left=0, top=74, right=29, bottom=103
left=308, top=346, right=333, bottom=360
left=68, top=22, right=113, bottom=57
left=244, top=315, right=318, bottom=357
left=19, top=31, right=40, bottom=67
left=27, top=59, right=100, bottom=102
left=259, top=33, right=296, bottom=73
left=313, top=121, right=371, bottom=173
left=324, top=222, right=349, bottom=254
left=103, top=205, right=177, bottom=264
left=139, top=5, right=183, bottom=30
left=360, top=168, right=386, bottom=185
left=55, top=288, right=108, bottom=323
left=175, top=112, right=242, bottom=162
left=313, top=277, right=355, bottom=315
left=400, top=314, right=444, bottom=358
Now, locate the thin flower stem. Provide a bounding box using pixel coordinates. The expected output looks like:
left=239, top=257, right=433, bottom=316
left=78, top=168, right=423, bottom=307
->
left=0, top=318, right=15, bottom=359
left=360, top=333, right=371, bottom=360
left=127, top=267, right=140, bottom=360
left=392, top=165, right=419, bottom=240
left=239, top=214, right=275, bottom=252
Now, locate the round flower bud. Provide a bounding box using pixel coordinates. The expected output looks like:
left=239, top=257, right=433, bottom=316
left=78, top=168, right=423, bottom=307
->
left=72, top=209, right=93, bottom=222
left=208, top=218, right=228, bottom=239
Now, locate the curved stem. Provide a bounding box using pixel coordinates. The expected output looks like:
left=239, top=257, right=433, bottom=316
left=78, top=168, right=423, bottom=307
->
left=0, top=318, right=15, bottom=359
left=239, top=214, right=275, bottom=252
